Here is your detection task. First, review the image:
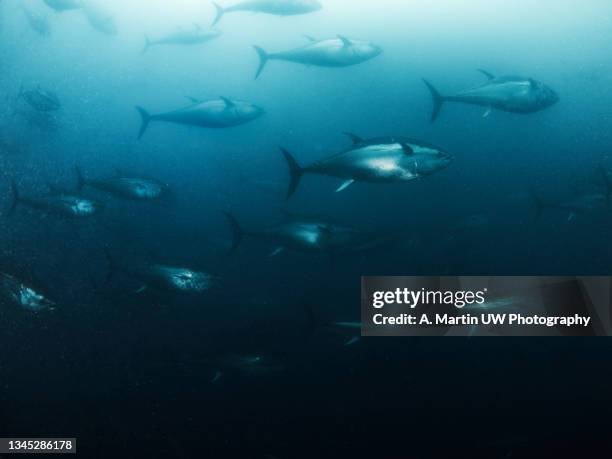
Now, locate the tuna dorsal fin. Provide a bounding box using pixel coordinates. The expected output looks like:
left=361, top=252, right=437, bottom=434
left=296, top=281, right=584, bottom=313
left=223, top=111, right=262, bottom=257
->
left=343, top=132, right=364, bottom=145
left=338, top=35, right=352, bottom=47
left=477, top=69, right=495, bottom=80
left=186, top=96, right=202, bottom=104
left=220, top=96, right=235, bottom=108
left=304, top=35, right=317, bottom=42
left=401, top=143, right=414, bottom=155
left=528, top=78, right=538, bottom=88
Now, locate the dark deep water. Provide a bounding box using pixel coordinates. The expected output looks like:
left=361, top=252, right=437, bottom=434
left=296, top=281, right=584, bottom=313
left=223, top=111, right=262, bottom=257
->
left=2, top=0, right=612, bottom=457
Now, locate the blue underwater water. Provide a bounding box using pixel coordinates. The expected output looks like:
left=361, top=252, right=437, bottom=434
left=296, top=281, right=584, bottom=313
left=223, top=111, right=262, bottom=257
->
left=1, top=1, right=612, bottom=457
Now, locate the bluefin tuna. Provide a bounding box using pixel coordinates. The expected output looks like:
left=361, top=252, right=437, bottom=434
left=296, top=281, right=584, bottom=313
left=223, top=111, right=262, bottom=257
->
left=43, top=0, right=81, bottom=13
left=134, top=96, right=265, bottom=139
left=281, top=133, right=453, bottom=197
left=223, top=211, right=390, bottom=256
left=8, top=181, right=104, bottom=219
left=531, top=166, right=612, bottom=221
left=18, top=86, right=61, bottom=112
left=105, top=251, right=217, bottom=294
left=142, top=25, right=222, bottom=53
left=212, top=0, right=322, bottom=26
left=254, top=35, right=382, bottom=79
left=76, top=168, right=171, bottom=201
left=0, top=271, right=55, bottom=313
left=423, top=70, right=559, bottom=122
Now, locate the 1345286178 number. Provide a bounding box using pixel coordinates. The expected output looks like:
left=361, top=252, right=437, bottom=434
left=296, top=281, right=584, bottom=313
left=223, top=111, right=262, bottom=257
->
left=0, top=438, right=76, bottom=454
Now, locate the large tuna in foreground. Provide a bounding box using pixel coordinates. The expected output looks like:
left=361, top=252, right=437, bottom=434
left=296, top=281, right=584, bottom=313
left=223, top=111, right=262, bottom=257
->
left=281, top=133, right=453, bottom=197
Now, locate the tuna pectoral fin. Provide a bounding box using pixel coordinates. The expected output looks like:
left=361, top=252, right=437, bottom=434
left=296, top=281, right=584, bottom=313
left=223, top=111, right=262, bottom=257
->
left=135, top=106, right=152, bottom=140
left=253, top=46, right=269, bottom=80
left=280, top=147, right=304, bottom=198
left=483, top=108, right=492, bottom=118
left=134, top=285, right=148, bottom=294
left=422, top=79, right=446, bottom=123
left=211, top=2, right=225, bottom=26
left=335, top=179, right=355, bottom=193
left=222, top=212, right=244, bottom=255
left=7, top=180, right=20, bottom=216
left=269, top=247, right=285, bottom=257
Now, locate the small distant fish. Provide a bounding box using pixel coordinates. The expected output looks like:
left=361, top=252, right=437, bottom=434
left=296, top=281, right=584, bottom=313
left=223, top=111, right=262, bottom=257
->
left=212, top=0, right=322, bottom=26
left=134, top=96, right=265, bottom=139
left=142, top=25, right=221, bottom=53
left=423, top=70, right=559, bottom=122
left=0, top=271, right=55, bottom=313
left=304, top=306, right=365, bottom=344
left=21, top=5, right=51, bottom=36
left=532, top=191, right=609, bottom=222
left=214, top=354, right=283, bottom=375
left=81, top=0, right=117, bottom=35
left=43, top=0, right=81, bottom=13
left=76, top=167, right=171, bottom=201
left=531, top=165, right=612, bottom=222
left=7, top=181, right=104, bottom=219
left=281, top=133, right=453, bottom=197
left=105, top=251, right=217, bottom=294
left=18, top=86, right=61, bottom=112
left=254, top=35, right=383, bottom=79
left=223, top=211, right=389, bottom=256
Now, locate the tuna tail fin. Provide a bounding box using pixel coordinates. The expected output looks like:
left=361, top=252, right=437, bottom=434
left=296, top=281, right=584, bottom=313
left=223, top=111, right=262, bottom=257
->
left=135, top=106, right=151, bottom=140
left=599, top=164, right=612, bottom=207
left=142, top=35, right=151, bottom=54
left=280, top=147, right=304, bottom=198
left=212, top=2, right=224, bottom=26
left=530, top=189, right=545, bottom=222
left=75, top=166, right=86, bottom=191
left=253, top=46, right=269, bottom=80
left=7, top=180, right=20, bottom=216
left=422, top=79, right=446, bottom=123
left=222, top=212, right=244, bottom=255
